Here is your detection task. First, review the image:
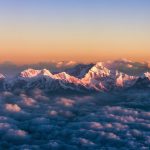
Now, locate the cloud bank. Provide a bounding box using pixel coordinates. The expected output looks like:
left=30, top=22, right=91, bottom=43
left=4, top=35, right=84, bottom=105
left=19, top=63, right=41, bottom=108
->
left=0, top=89, right=149, bottom=149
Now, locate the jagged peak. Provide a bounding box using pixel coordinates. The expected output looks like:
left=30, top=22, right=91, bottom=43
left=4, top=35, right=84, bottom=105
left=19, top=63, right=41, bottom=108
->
left=0, top=73, right=5, bottom=79
left=53, top=72, right=82, bottom=85
left=19, top=68, right=52, bottom=78
left=54, top=72, right=77, bottom=80
left=87, top=62, right=110, bottom=77
left=95, top=62, right=105, bottom=68
left=141, top=72, right=150, bottom=80
left=39, top=69, right=53, bottom=76
left=19, top=69, right=40, bottom=78
left=65, top=63, right=94, bottom=79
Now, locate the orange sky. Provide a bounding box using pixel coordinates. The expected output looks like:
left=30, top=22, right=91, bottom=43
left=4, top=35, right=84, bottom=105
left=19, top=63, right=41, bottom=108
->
left=1, top=32, right=150, bottom=64
left=0, top=0, right=150, bottom=64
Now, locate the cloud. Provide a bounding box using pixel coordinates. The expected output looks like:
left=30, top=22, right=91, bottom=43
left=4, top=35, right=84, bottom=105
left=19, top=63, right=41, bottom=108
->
left=56, top=61, right=77, bottom=68
left=19, top=94, right=36, bottom=107
left=56, top=98, right=75, bottom=107
left=105, top=59, right=150, bottom=75
left=0, top=90, right=149, bottom=149
left=5, top=104, right=21, bottom=112
left=2, top=129, right=30, bottom=144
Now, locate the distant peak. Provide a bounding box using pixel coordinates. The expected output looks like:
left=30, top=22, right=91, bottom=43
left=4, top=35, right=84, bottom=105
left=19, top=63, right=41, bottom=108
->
left=65, top=63, right=94, bottom=79
left=54, top=72, right=72, bottom=80
left=0, top=73, right=5, bottom=79
left=142, top=72, right=150, bottom=80
left=40, top=69, right=53, bottom=76
left=90, top=62, right=110, bottom=76
left=19, top=68, right=52, bottom=78
left=95, top=62, right=104, bottom=67
left=20, top=69, right=40, bottom=78
left=53, top=72, right=81, bottom=85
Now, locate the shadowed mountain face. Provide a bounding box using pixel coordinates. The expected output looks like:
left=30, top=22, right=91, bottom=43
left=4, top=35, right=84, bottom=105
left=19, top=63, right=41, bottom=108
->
left=65, top=63, right=95, bottom=79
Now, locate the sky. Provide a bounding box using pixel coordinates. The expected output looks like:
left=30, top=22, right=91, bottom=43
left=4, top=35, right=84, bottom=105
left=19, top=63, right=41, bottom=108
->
left=0, top=0, right=150, bottom=64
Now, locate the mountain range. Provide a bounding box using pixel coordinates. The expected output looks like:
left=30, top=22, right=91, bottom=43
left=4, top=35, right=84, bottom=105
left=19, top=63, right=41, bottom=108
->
left=0, top=61, right=150, bottom=93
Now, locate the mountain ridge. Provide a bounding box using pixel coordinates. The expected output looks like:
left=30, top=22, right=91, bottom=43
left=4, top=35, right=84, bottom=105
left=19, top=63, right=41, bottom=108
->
left=0, top=61, right=150, bottom=93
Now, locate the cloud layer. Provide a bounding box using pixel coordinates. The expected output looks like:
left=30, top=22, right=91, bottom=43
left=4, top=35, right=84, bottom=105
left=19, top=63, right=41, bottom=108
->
left=0, top=89, right=149, bottom=149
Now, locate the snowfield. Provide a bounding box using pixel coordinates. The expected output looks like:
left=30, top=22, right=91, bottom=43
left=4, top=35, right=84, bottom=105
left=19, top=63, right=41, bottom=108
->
left=0, top=89, right=149, bottom=150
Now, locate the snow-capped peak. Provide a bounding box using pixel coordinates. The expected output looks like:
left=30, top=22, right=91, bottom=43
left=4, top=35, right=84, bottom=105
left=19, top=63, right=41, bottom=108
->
left=83, top=62, right=110, bottom=80
left=92, top=62, right=110, bottom=75
left=141, top=72, right=150, bottom=80
left=1, top=61, right=148, bottom=93
left=39, top=69, right=53, bottom=77
left=54, top=72, right=72, bottom=80
left=19, top=68, right=52, bottom=78
left=53, top=72, right=82, bottom=84
left=81, top=62, right=137, bottom=91
left=115, top=72, right=137, bottom=87
left=0, top=73, right=5, bottom=79
left=81, top=62, right=112, bottom=91
left=19, top=69, right=41, bottom=78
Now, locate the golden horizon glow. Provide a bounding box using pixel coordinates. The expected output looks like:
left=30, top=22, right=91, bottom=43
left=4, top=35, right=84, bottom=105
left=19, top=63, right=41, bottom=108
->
left=0, top=0, right=150, bottom=64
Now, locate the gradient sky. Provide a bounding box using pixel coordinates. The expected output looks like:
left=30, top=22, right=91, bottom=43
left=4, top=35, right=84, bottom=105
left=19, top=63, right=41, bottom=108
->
left=0, top=0, right=150, bottom=64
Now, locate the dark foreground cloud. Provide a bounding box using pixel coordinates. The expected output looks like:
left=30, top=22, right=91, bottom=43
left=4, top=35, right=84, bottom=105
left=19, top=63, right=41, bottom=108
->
left=0, top=90, right=149, bottom=149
